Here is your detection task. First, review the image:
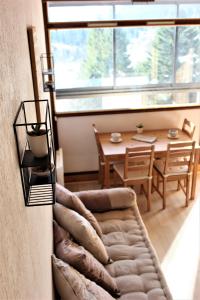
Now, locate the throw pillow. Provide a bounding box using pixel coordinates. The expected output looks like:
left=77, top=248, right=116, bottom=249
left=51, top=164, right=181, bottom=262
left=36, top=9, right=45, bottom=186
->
left=54, top=221, right=119, bottom=297
left=52, top=255, right=115, bottom=300
left=53, top=203, right=109, bottom=265
left=56, top=183, right=102, bottom=237
left=53, top=220, right=70, bottom=246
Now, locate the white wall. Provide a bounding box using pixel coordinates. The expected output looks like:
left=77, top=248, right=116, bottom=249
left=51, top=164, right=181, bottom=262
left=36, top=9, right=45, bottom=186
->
left=58, top=108, right=200, bottom=173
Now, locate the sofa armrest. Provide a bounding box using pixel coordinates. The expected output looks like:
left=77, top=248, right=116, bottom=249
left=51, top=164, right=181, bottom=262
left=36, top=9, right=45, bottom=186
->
left=75, top=187, right=136, bottom=212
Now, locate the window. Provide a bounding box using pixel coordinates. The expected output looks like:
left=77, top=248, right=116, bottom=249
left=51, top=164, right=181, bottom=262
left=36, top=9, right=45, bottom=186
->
left=46, top=2, right=200, bottom=113
left=50, top=28, right=113, bottom=89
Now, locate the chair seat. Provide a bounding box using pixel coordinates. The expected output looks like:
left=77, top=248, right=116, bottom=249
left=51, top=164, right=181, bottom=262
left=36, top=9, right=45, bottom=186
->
left=113, top=163, right=150, bottom=180
left=154, top=159, right=189, bottom=176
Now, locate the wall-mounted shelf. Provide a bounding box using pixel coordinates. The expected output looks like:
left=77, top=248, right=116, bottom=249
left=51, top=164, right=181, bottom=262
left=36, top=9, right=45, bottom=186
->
left=13, top=100, right=56, bottom=206
left=40, top=53, right=55, bottom=92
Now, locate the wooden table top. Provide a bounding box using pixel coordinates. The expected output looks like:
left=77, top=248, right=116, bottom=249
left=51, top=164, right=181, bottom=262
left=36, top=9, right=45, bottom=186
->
left=99, top=129, right=196, bottom=157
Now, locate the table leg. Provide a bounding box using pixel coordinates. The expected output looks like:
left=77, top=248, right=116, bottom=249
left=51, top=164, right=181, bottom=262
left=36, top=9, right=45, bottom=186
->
left=104, top=158, right=110, bottom=188
left=191, top=148, right=199, bottom=200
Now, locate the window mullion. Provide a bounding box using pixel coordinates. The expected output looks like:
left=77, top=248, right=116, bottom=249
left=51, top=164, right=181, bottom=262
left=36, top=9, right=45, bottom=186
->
left=113, top=5, right=116, bottom=88
left=172, top=27, right=178, bottom=85
left=173, top=4, right=179, bottom=85
left=113, top=29, right=116, bottom=88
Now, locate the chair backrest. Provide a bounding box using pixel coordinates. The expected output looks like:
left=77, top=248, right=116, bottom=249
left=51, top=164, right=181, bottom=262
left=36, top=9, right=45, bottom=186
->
left=182, top=118, right=195, bottom=138
left=164, top=141, right=195, bottom=175
left=124, top=145, right=155, bottom=179
left=92, top=124, right=104, bottom=162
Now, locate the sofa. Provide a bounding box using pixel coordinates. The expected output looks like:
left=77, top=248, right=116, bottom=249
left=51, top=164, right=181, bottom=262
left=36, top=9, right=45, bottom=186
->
left=52, top=183, right=173, bottom=300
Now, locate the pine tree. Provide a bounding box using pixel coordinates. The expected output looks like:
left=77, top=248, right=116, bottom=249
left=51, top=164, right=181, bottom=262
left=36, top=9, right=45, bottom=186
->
left=177, top=26, right=200, bottom=82
left=82, top=28, right=113, bottom=81
left=115, top=28, right=133, bottom=76
left=152, top=27, right=174, bottom=83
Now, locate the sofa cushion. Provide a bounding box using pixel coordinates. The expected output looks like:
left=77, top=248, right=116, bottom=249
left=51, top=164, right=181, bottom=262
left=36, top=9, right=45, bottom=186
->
left=53, top=203, right=110, bottom=264
left=53, top=220, right=70, bottom=246
left=57, top=242, right=120, bottom=295
left=56, top=183, right=102, bottom=237
left=95, top=207, right=172, bottom=300
left=52, top=255, right=116, bottom=300
left=76, top=188, right=136, bottom=212
left=53, top=220, right=119, bottom=296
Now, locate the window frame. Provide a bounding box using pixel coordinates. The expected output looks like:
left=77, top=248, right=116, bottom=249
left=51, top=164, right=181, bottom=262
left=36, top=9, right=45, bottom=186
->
left=44, top=1, right=200, bottom=115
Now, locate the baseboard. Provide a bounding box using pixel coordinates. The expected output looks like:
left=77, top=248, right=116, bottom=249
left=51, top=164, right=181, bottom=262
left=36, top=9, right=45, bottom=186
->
left=64, top=171, right=99, bottom=183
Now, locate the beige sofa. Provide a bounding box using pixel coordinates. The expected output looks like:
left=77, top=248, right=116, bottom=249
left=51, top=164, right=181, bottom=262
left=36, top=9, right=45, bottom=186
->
left=53, top=184, right=173, bottom=300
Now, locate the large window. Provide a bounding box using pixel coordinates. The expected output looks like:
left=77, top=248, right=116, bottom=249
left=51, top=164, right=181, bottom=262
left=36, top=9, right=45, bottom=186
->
left=47, top=2, right=200, bottom=113
left=51, top=25, right=200, bottom=89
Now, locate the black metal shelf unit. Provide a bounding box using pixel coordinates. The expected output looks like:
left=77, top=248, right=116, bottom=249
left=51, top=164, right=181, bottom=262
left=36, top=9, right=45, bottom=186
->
left=40, top=53, right=55, bottom=92
left=13, top=100, right=56, bottom=206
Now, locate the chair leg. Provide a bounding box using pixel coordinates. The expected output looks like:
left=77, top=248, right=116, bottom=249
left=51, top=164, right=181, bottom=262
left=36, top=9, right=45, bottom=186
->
left=185, top=176, right=190, bottom=207
left=177, top=180, right=181, bottom=191
left=113, top=170, right=116, bottom=187
left=152, top=169, right=156, bottom=192
left=156, top=173, right=160, bottom=190
left=163, top=178, right=167, bottom=209
left=100, top=165, right=105, bottom=189
left=98, top=159, right=103, bottom=187
left=147, top=179, right=152, bottom=212
left=139, top=184, right=143, bottom=194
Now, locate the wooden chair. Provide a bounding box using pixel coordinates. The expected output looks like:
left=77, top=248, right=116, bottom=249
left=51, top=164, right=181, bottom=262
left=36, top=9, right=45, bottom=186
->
left=113, top=145, right=155, bottom=211
left=153, top=141, right=195, bottom=209
left=182, top=118, right=195, bottom=138
left=92, top=124, right=106, bottom=187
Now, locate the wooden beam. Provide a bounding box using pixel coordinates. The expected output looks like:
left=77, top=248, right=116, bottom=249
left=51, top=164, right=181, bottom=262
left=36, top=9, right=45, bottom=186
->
left=47, top=18, right=200, bottom=30
left=27, top=26, right=41, bottom=122
left=43, top=0, right=154, bottom=2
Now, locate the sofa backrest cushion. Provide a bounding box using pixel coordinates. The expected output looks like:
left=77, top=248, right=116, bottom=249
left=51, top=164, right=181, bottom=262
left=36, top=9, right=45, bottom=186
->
left=76, top=188, right=136, bottom=212
left=53, top=203, right=109, bottom=264
left=56, top=183, right=102, bottom=237
left=52, top=255, right=116, bottom=300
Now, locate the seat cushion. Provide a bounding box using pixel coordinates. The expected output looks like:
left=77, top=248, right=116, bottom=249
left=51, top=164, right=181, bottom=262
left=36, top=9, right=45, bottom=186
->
left=154, top=159, right=188, bottom=176
left=94, top=205, right=172, bottom=300
left=114, top=163, right=149, bottom=180
left=52, top=255, right=115, bottom=300
left=54, top=203, right=109, bottom=264
left=53, top=220, right=119, bottom=297
left=56, top=183, right=102, bottom=237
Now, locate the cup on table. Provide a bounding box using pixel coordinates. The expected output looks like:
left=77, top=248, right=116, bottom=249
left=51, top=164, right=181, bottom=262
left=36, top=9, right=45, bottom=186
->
left=168, top=128, right=178, bottom=138
left=111, top=132, right=121, bottom=142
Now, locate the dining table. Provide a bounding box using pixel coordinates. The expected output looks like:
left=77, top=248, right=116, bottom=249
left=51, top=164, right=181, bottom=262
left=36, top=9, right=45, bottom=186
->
left=98, top=128, right=199, bottom=200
